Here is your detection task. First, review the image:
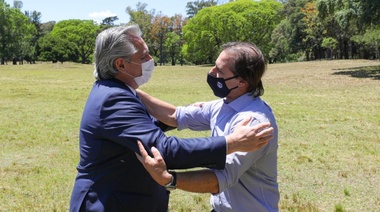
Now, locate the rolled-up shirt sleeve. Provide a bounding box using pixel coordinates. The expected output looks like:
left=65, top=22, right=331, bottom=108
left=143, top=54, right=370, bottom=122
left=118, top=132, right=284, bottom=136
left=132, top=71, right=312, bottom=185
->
left=176, top=102, right=215, bottom=131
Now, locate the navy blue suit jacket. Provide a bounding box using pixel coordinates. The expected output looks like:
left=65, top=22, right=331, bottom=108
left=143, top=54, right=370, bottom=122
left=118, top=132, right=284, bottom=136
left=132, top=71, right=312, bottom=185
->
left=70, top=79, right=227, bottom=212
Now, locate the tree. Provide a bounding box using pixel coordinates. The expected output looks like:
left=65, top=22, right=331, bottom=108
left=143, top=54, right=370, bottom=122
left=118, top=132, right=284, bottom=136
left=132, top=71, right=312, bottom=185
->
left=270, top=19, right=293, bottom=63
left=228, top=0, right=282, bottom=55
left=150, top=14, right=172, bottom=65
left=153, top=14, right=187, bottom=66
left=126, top=2, right=154, bottom=40
left=8, top=5, right=37, bottom=64
left=185, top=0, right=218, bottom=18
left=352, top=27, right=380, bottom=60
left=101, top=16, right=118, bottom=26
left=357, top=0, right=380, bottom=26
left=100, top=16, right=119, bottom=31
left=165, top=31, right=180, bottom=65
left=126, top=2, right=187, bottom=66
left=40, top=21, right=55, bottom=36
left=317, top=0, right=361, bottom=59
left=25, top=10, right=42, bottom=63
left=270, top=0, right=310, bottom=62
left=301, top=2, right=324, bottom=60
left=315, top=0, right=380, bottom=60
left=169, top=14, right=187, bottom=66
left=364, top=28, right=380, bottom=60
left=0, top=0, right=12, bottom=64
left=321, top=37, right=338, bottom=59
left=183, top=0, right=282, bottom=64
left=13, top=0, right=22, bottom=9
left=50, top=19, right=99, bottom=63
left=182, top=6, right=220, bottom=64
left=0, top=0, right=37, bottom=65
left=37, top=34, right=72, bottom=63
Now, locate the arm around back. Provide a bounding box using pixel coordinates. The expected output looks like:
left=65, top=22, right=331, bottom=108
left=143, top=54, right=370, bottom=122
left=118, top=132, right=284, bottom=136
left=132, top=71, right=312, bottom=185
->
left=136, top=89, right=178, bottom=127
left=136, top=141, right=219, bottom=193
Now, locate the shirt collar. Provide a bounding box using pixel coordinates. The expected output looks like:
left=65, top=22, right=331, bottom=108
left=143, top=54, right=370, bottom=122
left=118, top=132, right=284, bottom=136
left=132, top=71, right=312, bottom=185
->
left=224, top=93, right=257, bottom=112
left=126, top=84, right=137, bottom=96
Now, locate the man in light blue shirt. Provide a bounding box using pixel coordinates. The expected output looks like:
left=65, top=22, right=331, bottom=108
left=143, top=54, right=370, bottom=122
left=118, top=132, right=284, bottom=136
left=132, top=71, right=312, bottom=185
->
left=136, top=42, right=279, bottom=211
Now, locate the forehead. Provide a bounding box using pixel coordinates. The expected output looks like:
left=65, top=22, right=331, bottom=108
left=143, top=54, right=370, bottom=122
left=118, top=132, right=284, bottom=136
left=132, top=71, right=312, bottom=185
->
left=131, top=37, right=148, bottom=56
left=215, top=50, right=236, bottom=72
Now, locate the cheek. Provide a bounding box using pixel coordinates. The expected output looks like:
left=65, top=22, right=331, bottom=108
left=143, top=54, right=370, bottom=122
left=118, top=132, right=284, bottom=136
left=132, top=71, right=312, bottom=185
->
left=138, top=66, right=143, bottom=76
left=227, top=79, right=239, bottom=88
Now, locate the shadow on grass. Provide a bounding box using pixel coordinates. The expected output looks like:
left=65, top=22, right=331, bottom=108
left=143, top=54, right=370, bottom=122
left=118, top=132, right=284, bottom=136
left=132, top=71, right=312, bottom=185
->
left=332, top=65, right=380, bottom=80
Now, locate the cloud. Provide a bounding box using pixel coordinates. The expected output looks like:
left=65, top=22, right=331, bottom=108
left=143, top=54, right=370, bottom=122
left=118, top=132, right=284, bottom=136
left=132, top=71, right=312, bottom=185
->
left=88, top=10, right=117, bottom=21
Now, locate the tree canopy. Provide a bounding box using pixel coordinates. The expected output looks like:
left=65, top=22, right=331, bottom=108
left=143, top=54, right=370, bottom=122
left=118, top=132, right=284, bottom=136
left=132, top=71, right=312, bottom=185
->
left=183, top=0, right=282, bottom=64
left=1, top=0, right=379, bottom=65
left=50, top=20, right=99, bottom=63
left=0, top=0, right=36, bottom=64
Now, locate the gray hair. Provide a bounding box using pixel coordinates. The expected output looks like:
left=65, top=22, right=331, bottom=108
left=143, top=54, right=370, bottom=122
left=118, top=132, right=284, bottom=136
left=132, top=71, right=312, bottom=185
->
left=93, top=25, right=142, bottom=80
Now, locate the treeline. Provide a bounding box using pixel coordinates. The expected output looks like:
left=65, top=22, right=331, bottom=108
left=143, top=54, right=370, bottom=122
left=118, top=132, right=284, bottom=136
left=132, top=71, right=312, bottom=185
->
left=0, top=0, right=379, bottom=66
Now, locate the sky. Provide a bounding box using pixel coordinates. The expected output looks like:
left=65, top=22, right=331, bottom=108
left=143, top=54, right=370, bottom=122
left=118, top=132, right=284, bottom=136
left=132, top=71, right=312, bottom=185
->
left=4, top=0, right=189, bottom=24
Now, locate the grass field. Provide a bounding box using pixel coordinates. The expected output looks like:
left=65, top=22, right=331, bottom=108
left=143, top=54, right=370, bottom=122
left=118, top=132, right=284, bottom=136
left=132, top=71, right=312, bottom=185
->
left=0, top=60, right=379, bottom=211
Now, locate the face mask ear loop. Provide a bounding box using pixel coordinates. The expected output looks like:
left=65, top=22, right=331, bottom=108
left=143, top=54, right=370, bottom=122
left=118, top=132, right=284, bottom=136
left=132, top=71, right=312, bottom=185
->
left=224, top=75, right=239, bottom=82
left=120, top=59, right=137, bottom=79
left=229, top=85, right=239, bottom=92
left=125, top=71, right=136, bottom=79
left=224, top=75, right=240, bottom=91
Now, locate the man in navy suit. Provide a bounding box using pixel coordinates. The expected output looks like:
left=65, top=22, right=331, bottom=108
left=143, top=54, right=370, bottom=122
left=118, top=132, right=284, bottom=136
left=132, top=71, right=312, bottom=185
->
left=69, top=25, right=273, bottom=212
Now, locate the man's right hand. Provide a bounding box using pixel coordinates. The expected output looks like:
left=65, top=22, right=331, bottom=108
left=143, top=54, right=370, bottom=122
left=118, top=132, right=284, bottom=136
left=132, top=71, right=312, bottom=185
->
left=225, top=116, right=273, bottom=154
left=135, top=141, right=172, bottom=186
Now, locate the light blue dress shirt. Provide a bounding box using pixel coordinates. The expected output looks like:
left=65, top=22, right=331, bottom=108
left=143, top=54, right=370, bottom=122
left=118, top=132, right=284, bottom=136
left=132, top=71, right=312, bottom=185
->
left=176, top=93, right=279, bottom=212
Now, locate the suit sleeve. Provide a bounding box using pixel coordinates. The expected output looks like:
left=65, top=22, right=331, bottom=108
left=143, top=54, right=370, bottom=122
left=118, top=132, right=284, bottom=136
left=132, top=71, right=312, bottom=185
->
left=99, top=91, right=227, bottom=169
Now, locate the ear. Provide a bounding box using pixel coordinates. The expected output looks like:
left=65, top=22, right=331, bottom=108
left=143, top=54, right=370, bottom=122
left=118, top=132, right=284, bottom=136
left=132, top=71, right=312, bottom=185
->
left=115, top=58, right=126, bottom=71
left=237, top=77, right=248, bottom=88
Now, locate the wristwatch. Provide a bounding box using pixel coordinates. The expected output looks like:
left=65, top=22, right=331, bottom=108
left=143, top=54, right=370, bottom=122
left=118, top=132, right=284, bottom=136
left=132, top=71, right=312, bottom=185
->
left=164, top=171, right=177, bottom=190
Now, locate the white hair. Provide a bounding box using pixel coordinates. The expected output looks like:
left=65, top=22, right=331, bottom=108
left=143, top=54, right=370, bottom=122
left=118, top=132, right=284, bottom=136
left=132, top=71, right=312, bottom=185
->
left=93, top=25, right=142, bottom=80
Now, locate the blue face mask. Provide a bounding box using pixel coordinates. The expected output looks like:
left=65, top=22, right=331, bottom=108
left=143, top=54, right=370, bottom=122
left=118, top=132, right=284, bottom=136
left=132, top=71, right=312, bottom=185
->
left=207, top=74, right=239, bottom=98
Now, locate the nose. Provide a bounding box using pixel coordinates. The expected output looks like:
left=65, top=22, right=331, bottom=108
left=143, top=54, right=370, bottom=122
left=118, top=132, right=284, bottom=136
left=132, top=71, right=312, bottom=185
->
left=209, top=66, right=217, bottom=76
left=145, top=54, right=153, bottom=62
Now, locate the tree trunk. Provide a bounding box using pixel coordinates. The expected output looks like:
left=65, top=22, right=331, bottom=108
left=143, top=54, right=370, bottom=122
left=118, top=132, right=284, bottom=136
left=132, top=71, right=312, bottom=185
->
left=344, top=40, right=349, bottom=59
left=305, top=50, right=310, bottom=61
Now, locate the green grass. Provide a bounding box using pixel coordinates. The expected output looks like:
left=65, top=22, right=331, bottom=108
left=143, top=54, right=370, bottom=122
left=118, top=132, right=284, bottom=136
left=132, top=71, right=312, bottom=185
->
left=0, top=60, right=379, bottom=211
